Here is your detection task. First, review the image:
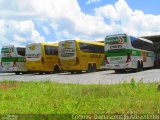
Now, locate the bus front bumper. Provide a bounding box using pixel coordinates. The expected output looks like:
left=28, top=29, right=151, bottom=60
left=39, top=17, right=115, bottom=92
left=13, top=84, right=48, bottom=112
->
left=2, top=67, right=17, bottom=72
left=106, top=63, right=133, bottom=69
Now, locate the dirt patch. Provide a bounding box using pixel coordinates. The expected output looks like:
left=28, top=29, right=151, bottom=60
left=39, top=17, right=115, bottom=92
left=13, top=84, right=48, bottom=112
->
left=0, top=83, right=18, bottom=90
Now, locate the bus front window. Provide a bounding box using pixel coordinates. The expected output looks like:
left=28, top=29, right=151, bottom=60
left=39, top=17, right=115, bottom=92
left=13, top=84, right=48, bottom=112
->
left=59, top=40, right=76, bottom=58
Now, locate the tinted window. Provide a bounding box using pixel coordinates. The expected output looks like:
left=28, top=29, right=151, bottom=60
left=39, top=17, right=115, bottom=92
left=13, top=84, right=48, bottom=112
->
left=17, top=48, right=25, bottom=56
left=44, top=45, right=58, bottom=55
left=79, top=43, right=104, bottom=53
left=130, top=37, right=154, bottom=51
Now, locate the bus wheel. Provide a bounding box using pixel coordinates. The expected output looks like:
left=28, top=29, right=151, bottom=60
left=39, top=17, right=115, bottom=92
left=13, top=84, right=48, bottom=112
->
left=54, top=65, right=60, bottom=73
left=115, top=69, right=125, bottom=73
left=92, top=63, right=96, bottom=72
left=87, top=64, right=92, bottom=73
left=115, top=70, right=122, bottom=73
left=15, top=72, right=20, bottom=75
left=39, top=72, right=44, bottom=75
left=71, top=71, right=75, bottom=74
left=115, top=70, right=120, bottom=73
left=136, top=61, right=141, bottom=72
left=76, top=71, right=82, bottom=74
left=140, top=61, right=143, bottom=71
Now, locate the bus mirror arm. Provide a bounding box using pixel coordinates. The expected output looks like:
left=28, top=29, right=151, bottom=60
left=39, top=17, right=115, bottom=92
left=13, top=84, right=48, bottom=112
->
left=42, top=57, right=44, bottom=64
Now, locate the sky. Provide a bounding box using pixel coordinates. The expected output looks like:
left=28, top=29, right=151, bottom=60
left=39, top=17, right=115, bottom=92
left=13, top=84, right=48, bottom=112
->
left=0, top=0, right=160, bottom=51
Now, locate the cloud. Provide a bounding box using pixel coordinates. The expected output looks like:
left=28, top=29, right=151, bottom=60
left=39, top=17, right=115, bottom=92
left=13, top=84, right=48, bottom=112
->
left=0, top=0, right=110, bottom=44
left=42, top=26, right=50, bottom=35
left=95, top=0, right=160, bottom=36
left=86, top=0, right=101, bottom=5
left=0, top=0, right=160, bottom=50
left=16, top=0, right=111, bottom=40
left=0, top=20, right=45, bottom=48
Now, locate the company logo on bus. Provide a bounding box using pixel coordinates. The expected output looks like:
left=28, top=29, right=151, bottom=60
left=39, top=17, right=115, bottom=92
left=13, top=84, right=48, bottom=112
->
left=63, top=42, right=72, bottom=49
left=26, top=53, right=41, bottom=58
left=1, top=48, right=13, bottom=57
left=28, top=45, right=37, bottom=50
left=106, top=36, right=126, bottom=44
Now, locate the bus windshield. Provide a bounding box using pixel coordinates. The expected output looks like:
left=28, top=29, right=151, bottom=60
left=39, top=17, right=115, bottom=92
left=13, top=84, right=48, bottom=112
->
left=59, top=40, right=76, bottom=58
left=26, top=43, right=42, bottom=61
left=130, top=36, right=154, bottom=51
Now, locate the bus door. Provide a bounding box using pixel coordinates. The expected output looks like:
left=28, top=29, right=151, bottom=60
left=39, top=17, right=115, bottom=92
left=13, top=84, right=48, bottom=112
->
left=43, top=45, right=58, bottom=71
left=155, top=47, right=160, bottom=67
left=152, top=43, right=160, bottom=67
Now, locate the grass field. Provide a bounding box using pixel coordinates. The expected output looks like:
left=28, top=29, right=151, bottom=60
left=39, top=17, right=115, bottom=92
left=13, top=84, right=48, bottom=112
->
left=0, top=80, right=160, bottom=115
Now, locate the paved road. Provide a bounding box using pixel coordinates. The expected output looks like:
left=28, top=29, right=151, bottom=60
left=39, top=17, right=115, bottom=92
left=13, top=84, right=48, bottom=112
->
left=0, top=69, right=160, bottom=84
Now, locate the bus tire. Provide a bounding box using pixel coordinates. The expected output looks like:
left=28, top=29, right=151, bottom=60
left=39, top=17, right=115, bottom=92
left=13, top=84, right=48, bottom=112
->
left=54, top=65, right=60, bottom=73
left=71, top=71, right=75, bottom=74
left=92, top=63, right=96, bottom=72
left=115, top=70, right=120, bottom=73
left=76, top=71, right=82, bottom=74
left=15, top=72, right=20, bottom=75
left=140, top=61, right=143, bottom=71
left=136, top=61, right=141, bottom=72
left=87, top=63, right=92, bottom=73
left=115, top=70, right=125, bottom=73
left=39, top=72, right=44, bottom=75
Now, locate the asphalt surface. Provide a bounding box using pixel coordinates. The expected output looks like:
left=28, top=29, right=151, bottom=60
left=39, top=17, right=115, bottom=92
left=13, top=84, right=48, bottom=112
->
left=0, top=69, right=160, bottom=84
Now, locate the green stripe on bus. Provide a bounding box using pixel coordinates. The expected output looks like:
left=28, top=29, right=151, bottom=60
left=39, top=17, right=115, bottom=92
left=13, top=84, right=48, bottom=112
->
left=105, top=49, right=131, bottom=57
left=1, top=57, right=26, bottom=62
left=105, top=36, right=127, bottom=44
left=131, top=50, right=142, bottom=56
left=105, top=49, right=143, bottom=57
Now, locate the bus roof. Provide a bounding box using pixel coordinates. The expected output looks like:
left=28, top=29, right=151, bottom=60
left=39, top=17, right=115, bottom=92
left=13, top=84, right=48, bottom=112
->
left=105, top=34, right=153, bottom=44
left=27, top=42, right=58, bottom=46
left=105, top=33, right=127, bottom=38
left=139, top=37, right=153, bottom=44
left=60, top=40, right=104, bottom=46
left=2, top=45, right=26, bottom=49
left=2, top=45, right=14, bottom=48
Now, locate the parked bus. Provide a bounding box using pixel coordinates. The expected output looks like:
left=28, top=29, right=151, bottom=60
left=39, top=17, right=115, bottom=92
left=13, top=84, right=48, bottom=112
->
left=105, top=34, right=155, bottom=73
left=26, top=43, right=60, bottom=74
left=58, top=40, right=105, bottom=74
left=1, top=45, right=27, bottom=75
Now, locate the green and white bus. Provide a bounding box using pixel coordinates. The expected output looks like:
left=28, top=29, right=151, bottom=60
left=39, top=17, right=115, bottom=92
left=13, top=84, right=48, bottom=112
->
left=105, top=34, right=155, bottom=73
left=1, top=45, right=27, bottom=75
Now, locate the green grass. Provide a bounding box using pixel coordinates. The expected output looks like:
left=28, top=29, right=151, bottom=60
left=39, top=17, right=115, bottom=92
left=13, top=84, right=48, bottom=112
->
left=0, top=80, right=160, bottom=114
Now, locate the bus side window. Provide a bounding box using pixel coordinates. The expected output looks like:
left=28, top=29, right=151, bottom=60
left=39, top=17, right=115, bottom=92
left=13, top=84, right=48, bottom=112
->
left=45, top=45, right=58, bottom=55
left=79, top=43, right=104, bottom=53
left=53, top=47, right=58, bottom=55
left=131, top=37, right=154, bottom=52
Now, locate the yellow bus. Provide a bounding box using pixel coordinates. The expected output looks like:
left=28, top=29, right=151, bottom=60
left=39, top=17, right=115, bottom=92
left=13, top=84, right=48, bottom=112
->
left=26, top=43, right=60, bottom=74
left=58, top=40, right=105, bottom=74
